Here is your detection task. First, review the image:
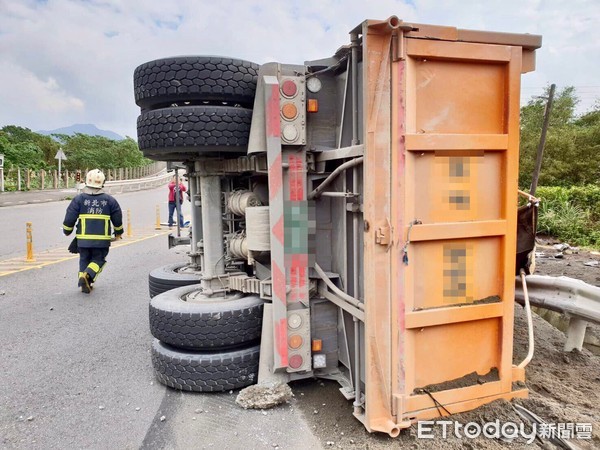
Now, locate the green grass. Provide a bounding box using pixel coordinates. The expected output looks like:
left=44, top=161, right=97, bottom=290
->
left=535, top=185, right=600, bottom=248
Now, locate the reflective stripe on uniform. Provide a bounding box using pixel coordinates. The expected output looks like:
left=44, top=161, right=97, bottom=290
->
left=80, top=214, right=111, bottom=219
left=77, top=214, right=111, bottom=239
left=63, top=225, right=74, bottom=231
left=114, top=225, right=123, bottom=231
left=88, top=262, right=101, bottom=273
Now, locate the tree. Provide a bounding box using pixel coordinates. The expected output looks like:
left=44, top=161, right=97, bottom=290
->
left=0, top=125, right=149, bottom=171
left=0, top=126, right=54, bottom=169
left=519, top=86, right=600, bottom=187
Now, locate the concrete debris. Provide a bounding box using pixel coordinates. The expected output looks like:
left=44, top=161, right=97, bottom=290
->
left=135, top=407, right=140, bottom=411
left=160, top=415, right=166, bottom=422
left=554, top=253, right=564, bottom=259
left=553, top=243, right=570, bottom=251
left=326, top=441, right=335, bottom=446
left=235, top=382, right=294, bottom=410
left=194, top=409, right=203, bottom=413
left=26, top=416, right=34, bottom=421
left=584, top=261, right=599, bottom=267
left=99, top=406, right=105, bottom=410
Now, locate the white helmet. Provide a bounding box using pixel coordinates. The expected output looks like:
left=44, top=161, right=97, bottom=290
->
left=85, top=169, right=105, bottom=188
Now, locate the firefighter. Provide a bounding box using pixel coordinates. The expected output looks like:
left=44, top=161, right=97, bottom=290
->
left=62, top=169, right=123, bottom=294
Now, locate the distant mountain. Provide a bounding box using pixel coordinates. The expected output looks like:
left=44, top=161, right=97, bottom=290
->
left=37, top=124, right=124, bottom=141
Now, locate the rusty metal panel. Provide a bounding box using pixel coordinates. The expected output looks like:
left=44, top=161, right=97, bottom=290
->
left=398, top=36, right=525, bottom=421
left=360, top=21, right=397, bottom=436
left=410, top=318, right=501, bottom=388
left=361, top=21, right=531, bottom=434
left=405, top=22, right=542, bottom=51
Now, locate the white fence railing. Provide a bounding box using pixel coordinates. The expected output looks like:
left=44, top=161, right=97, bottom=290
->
left=0, top=162, right=166, bottom=192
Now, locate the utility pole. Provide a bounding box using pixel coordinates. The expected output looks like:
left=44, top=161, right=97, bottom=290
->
left=529, top=83, right=556, bottom=196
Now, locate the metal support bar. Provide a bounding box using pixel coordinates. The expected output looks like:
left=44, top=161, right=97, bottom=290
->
left=320, top=192, right=359, bottom=198
left=308, top=157, right=364, bottom=200
left=200, top=175, right=224, bottom=278
left=174, top=168, right=182, bottom=237
left=530, top=83, right=555, bottom=196
left=564, top=318, right=588, bottom=352
left=353, top=317, right=363, bottom=414
left=314, top=263, right=364, bottom=311
left=189, top=162, right=203, bottom=267
left=351, top=31, right=360, bottom=146
left=318, top=286, right=365, bottom=321
left=315, top=144, right=364, bottom=162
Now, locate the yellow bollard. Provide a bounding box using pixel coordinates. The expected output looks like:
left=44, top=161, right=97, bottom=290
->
left=155, top=204, right=162, bottom=230
left=127, top=209, right=132, bottom=237
left=25, top=222, right=35, bottom=262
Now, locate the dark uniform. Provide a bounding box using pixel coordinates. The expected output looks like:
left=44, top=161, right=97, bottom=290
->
left=63, top=192, right=123, bottom=292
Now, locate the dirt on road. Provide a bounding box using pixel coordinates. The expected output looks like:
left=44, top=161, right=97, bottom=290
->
left=289, top=241, right=600, bottom=449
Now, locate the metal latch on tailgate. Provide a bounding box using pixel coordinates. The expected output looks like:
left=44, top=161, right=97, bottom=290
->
left=375, top=217, right=393, bottom=251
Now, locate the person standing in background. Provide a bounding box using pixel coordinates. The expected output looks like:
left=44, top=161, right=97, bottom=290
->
left=168, top=175, right=187, bottom=228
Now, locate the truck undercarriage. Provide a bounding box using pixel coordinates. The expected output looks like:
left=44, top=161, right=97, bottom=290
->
left=134, top=16, right=543, bottom=436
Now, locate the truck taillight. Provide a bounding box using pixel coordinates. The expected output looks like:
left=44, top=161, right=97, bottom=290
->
left=281, top=103, right=298, bottom=120
left=289, top=354, right=304, bottom=369
left=287, top=309, right=311, bottom=372
left=281, top=80, right=298, bottom=98
left=279, top=77, right=305, bottom=145
left=289, top=334, right=303, bottom=349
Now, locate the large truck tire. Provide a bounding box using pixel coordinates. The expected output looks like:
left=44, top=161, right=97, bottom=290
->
left=149, top=285, right=264, bottom=350
left=148, top=263, right=201, bottom=298
left=137, top=105, right=252, bottom=160
left=151, top=339, right=260, bottom=392
left=134, top=56, right=259, bottom=109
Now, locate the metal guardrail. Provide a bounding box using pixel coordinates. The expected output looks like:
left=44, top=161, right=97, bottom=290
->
left=95, top=169, right=171, bottom=194
left=515, top=275, right=600, bottom=352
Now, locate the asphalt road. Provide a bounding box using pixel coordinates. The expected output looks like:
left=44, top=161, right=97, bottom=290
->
left=0, top=187, right=191, bottom=259
left=0, top=189, right=325, bottom=450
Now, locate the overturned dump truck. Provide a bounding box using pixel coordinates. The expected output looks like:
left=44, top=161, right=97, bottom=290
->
left=133, top=17, right=542, bottom=436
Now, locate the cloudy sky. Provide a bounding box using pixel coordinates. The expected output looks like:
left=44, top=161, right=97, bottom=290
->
left=1, top=0, right=599, bottom=139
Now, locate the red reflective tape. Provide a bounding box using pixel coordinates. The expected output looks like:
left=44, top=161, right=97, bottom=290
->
left=266, top=84, right=281, bottom=138
left=290, top=264, right=298, bottom=303
left=290, top=254, right=308, bottom=303
left=275, top=318, right=289, bottom=366
left=288, top=154, right=304, bottom=201
left=272, top=215, right=284, bottom=245
left=272, top=262, right=287, bottom=305
left=268, top=153, right=283, bottom=197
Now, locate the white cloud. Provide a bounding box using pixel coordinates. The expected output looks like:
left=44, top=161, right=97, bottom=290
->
left=0, top=60, right=84, bottom=121
left=0, top=0, right=599, bottom=138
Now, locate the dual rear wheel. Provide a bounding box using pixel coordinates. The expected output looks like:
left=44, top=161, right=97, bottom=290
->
left=135, top=55, right=262, bottom=392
